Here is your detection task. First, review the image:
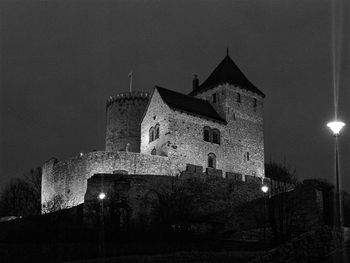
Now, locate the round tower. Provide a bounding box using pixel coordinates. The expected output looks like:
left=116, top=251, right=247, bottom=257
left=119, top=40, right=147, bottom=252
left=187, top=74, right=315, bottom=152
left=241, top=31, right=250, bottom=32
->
left=105, top=91, right=150, bottom=153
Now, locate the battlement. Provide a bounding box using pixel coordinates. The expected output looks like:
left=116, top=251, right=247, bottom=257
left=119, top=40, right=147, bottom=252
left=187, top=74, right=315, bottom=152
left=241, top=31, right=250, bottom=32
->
left=106, top=91, right=150, bottom=108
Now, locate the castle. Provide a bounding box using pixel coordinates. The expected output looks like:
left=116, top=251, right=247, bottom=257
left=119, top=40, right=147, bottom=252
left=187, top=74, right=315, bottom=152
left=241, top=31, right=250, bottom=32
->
left=41, top=52, right=266, bottom=211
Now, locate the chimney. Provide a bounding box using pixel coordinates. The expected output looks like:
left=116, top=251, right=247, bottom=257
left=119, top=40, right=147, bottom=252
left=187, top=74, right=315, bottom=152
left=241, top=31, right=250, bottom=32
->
left=192, top=74, right=199, bottom=91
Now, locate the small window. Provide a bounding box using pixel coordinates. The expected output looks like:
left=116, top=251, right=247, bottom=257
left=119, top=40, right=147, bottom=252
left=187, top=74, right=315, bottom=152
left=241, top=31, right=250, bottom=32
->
left=237, top=93, right=241, bottom=103
left=212, top=129, right=220, bottom=144
left=247, top=152, right=250, bottom=161
left=253, top=98, right=257, bottom=108
left=212, top=93, right=217, bottom=103
left=155, top=124, right=160, bottom=139
left=151, top=147, right=156, bottom=155
left=149, top=127, right=155, bottom=142
left=203, top=127, right=211, bottom=142
left=208, top=153, right=216, bottom=168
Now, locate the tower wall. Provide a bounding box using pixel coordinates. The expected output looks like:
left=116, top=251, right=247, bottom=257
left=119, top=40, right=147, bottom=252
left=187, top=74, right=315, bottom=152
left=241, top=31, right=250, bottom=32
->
left=193, top=84, right=265, bottom=177
left=105, top=91, right=150, bottom=152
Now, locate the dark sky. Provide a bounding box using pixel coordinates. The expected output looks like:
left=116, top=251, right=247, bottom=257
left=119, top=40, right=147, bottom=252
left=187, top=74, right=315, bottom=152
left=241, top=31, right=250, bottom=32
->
left=1, top=0, right=349, bottom=191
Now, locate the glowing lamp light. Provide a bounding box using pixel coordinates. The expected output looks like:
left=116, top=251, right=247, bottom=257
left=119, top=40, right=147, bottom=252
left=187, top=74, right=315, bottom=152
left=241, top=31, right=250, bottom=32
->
left=261, top=185, right=269, bottom=193
left=327, top=121, right=345, bottom=135
left=80, top=152, right=83, bottom=157
left=98, top=192, right=106, bottom=200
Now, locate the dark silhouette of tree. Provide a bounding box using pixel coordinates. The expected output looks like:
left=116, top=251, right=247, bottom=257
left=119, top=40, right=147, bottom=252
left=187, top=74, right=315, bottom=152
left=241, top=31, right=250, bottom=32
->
left=0, top=167, right=41, bottom=217
left=265, top=161, right=298, bottom=184
left=265, top=162, right=298, bottom=243
left=143, top=176, right=240, bottom=235
left=41, top=195, right=66, bottom=214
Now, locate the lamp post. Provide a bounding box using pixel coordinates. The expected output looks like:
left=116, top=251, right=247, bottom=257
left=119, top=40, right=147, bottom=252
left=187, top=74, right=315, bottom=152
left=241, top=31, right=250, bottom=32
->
left=327, top=121, right=345, bottom=227
left=98, top=192, right=106, bottom=259
left=261, top=185, right=269, bottom=244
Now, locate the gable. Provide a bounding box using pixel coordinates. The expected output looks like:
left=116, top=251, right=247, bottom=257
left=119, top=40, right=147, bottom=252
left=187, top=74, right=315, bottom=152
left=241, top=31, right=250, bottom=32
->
left=141, top=87, right=171, bottom=126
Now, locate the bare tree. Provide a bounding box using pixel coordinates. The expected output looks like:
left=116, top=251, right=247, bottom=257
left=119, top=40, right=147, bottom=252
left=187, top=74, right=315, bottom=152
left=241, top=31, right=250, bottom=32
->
left=265, top=162, right=298, bottom=242
left=0, top=167, right=41, bottom=217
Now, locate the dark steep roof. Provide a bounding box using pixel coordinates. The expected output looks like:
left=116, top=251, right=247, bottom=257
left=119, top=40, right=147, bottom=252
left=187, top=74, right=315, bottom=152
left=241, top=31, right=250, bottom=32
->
left=190, top=55, right=265, bottom=98
left=155, top=86, right=226, bottom=124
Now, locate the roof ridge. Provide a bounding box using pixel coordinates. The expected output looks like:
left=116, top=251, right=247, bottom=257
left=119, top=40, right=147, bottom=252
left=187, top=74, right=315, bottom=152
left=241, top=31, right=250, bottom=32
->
left=155, top=86, right=226, bottom=123
left=155, top=85, right=208, bottom=103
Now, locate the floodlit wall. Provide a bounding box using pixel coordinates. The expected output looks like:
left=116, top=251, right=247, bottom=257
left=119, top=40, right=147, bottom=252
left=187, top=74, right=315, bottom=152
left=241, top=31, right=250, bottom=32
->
left=41, top=151, right=184, bottom=213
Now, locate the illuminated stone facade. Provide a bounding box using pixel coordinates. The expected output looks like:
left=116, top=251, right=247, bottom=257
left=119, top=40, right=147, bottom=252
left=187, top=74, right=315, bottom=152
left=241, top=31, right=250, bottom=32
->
left=41, top=54, right=266, bottom=212
left=141, top=84, right=265, bottom=177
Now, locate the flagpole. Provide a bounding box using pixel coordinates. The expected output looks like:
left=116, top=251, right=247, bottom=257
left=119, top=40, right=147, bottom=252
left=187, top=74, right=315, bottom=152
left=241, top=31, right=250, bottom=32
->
left=129, top=71, right=133, bottom=92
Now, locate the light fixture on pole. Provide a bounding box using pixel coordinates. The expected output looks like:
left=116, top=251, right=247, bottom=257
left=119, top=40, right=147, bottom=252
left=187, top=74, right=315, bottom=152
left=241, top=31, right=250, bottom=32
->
left=98, top=192, right=106, bottom=258
left=327, top=120, right=345, bottom=227
left=261, top=185, right=269, bottom=194
left=327, top=121, right=345, bottom=135
left=98, top=192, right=106, bottom=200
left=261, top=184, right=269, bottom=244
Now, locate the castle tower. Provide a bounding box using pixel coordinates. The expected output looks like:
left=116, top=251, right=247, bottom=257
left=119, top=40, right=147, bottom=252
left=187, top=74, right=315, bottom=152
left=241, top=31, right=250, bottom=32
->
left=190, top=53, right=266, bottom=177
left=105, top=91, right=150, bottom=152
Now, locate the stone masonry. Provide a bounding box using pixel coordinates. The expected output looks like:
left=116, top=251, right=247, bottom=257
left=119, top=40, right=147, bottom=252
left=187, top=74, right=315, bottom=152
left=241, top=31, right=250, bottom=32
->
left=41, top=53, right=266, bottom=212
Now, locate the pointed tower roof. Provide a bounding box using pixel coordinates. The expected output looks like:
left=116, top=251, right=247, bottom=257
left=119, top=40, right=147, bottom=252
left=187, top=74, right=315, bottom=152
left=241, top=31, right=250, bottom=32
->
left=190, top=54, right=265, bottom=98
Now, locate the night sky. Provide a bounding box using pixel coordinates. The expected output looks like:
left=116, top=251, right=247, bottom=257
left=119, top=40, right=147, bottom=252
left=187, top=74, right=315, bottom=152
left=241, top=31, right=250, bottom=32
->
left=1, top=0, right=349, bottom=191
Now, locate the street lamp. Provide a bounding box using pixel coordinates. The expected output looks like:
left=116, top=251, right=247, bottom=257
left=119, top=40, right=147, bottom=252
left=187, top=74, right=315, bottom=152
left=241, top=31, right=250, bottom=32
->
left=261, top=184, right=269, bottom=244
left=261, top=185, right=269, bottom=194
left=98, top=192, right=106, bottom=200
left=327, top=121, right=345, bottom=227
left=98, top=192, right=106, bottom=258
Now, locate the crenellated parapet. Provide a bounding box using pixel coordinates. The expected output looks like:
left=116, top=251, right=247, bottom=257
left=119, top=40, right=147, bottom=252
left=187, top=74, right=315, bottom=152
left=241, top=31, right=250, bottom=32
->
left=106, top=91, right=150, bottom=108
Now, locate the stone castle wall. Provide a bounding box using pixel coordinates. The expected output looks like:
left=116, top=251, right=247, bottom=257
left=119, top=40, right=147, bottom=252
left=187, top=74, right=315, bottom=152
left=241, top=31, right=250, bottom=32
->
left=105, top=91, right=150, bottom=152
left=140, top=86, right=264, bottom=177
left=41, top=151, right=184, bottom=212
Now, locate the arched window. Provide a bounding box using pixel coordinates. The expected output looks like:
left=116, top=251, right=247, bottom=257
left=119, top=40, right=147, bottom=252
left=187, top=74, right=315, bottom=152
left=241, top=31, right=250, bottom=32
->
left=244, top=151, right=250, bottom=162
left=208, top=153, right=216, bottom=168
left=212, top=129, right=220, bottom=144
left=149, top=127, right=155, bottom=142
left=155, top=123, right=160, bottom=139
left=151, top=147, right=157, bottom=155
left=203, top=127, right=211, bottom=142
